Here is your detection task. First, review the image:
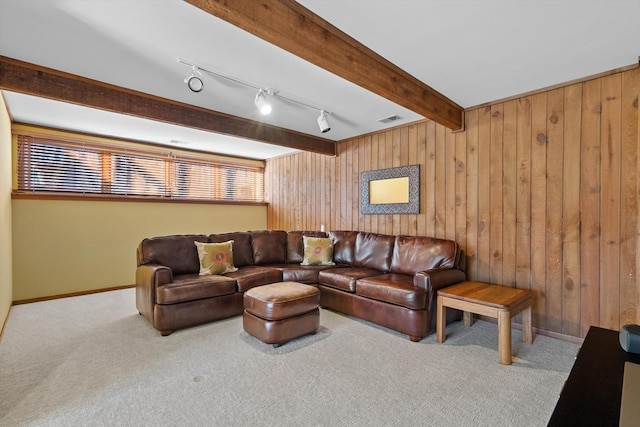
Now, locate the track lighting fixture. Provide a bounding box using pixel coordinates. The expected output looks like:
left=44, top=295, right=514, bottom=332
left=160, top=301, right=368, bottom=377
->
left=178, top=58, right=333, bottom=133
left=317, top=110, right=330, bottom=133
left=184, top=66, right=204, bottom=92
left=254, top=89, right=272, bottom=115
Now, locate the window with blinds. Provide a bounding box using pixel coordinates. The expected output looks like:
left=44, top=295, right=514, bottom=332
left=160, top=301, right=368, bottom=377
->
left=16, top=135, right=264, bottom=203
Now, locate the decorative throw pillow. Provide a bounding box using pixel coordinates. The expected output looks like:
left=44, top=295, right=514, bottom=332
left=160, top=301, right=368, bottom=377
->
left=194, top=240, right=238, bottom=275
left=301, top=236, right=335, bottom=266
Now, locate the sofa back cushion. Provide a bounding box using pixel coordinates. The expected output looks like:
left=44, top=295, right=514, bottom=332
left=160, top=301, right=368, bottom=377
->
left=287, top=230, right=327, bottom=263
left=137, top=234, right=208, bottom=275
left=353, top=232, right=395, bottom=272
left=209, top=232, right=254, bottom=267
left=251, top=230, right=288, bottom=264
left=390, top=235, right=460, bottom=276
left=329, top=230, right=358, bottom=265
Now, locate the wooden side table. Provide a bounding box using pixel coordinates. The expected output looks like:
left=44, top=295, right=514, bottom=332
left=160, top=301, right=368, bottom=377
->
left=436, top=281, right=533, bottom=365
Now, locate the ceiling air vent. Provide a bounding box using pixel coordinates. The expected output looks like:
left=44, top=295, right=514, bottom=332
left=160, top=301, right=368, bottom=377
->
left=378, top=115, right=402, bottom=124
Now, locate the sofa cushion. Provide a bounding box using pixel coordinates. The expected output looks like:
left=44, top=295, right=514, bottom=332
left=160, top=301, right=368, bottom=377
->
left=329, top=230, right=358, bottom=265
left=353, top=232, right=395, bottom=272
left=251, top=230, right=288, bottom=264
left=356, top=274, right=427, bottom=310
left=209, top=232, right=253, bottom=267
left=223, top=265, right=283, bottom=292
left=286, top=230, right=327, bottom=263
left=137, top=234, right=208, bottom=275
left=273, top=264, right=337, bottom=284
left=155, top=274, right=237, bottom=305
left=390, top=235, right=460, bottom=276
left=301, top=236, right=335, bottom=266
left=318, top=267, right=382, bottom=292
left=195, top=241, right=238, bottom=275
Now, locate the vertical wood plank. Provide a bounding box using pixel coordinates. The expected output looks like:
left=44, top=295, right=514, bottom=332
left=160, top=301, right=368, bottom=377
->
left=580, top=78, right=601, bottom=337
left=408, top=124, right=419, bottom=235
left=620, top=69, right=639, bottom=327
left=455, top=128, right=467, bottom=253
left=392, top=128, right=402, bottom=235
left=417, top=122, right=427, bottom=238
left=465, top=109, right=479, bottom=280
left=385, top=130, right=394, bottom=235
left=378, top=131, right=388, bottom=233
left=360, top=135, right=369, bottom=232
left=502, top=100, right=517, bottom=288
left=546, top=88, right=565, bottom=333
left=264, top=161, right=272, bottom=226
left=600, top=74, right=622, bottom=330
left=296, top=153, right=303, bottom=229
left=369, top=133, right=379, bottom=234
left=516, top=97, right=532, bottom=292
left=435, top=124, right=446, bottom=239
left=329, top=150, right=337, bottom=232
left=635, top=69, right=640, bottom=326
left=400, top=126, right=411, bottom=234
left=282, top=156, right=290, bottom=230
left=445, top=130, right=457, bottom=241
left=562, top=83, right=583, bottom=337
left=340, top=140, right=349, bottom=230
left=425, top=121, right=437, bottom=237
left=477, top=106, right=492, bottom=281
left=490, top=103, right=504, bottom=284
left=530, top=92, right=548, bottom=329
left=309, top=153, right=314, bottom=230
left=316, top=152, right=323, bottom=230
left=352, top=138, right=360, bottom=232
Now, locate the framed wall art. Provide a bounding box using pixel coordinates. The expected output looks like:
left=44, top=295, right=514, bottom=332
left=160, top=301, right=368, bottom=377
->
left=360, top=164, right=420, bottom=215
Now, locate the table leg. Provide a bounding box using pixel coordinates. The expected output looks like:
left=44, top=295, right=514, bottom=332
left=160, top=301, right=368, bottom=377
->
left=498, top=309, right=512, bottom=365
left=463, top=311, right=474, bottom=326
left=522, top=305, right=533, bottom=344
left=436, top=296, right=446, bottom=343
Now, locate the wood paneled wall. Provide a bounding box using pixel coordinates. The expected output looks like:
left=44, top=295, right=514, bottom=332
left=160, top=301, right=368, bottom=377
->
left=265, top=67, right=640, bottom=339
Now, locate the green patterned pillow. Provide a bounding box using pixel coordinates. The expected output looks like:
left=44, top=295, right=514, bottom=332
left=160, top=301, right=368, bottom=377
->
left=195, top=240, right=238, bottom=275
left=301, top=236, right=335, bottom=266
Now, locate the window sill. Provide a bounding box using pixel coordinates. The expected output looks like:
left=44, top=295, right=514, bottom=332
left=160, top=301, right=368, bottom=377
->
left=11, top=191, right=268, bottom=206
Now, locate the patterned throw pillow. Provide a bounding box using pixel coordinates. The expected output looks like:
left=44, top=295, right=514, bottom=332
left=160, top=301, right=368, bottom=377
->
left=301, top=236, right=335, bottom=266
left=194, top=240, right=238, bottom=275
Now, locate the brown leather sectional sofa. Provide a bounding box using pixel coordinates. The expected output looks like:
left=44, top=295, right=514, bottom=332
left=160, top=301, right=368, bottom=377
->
left=136, top=230, right=466, bottom=340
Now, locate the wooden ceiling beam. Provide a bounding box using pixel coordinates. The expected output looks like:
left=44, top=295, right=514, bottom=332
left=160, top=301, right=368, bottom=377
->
left=185, top=0, right=464, bottom=131
left=0, top=55, right=336, bottom=156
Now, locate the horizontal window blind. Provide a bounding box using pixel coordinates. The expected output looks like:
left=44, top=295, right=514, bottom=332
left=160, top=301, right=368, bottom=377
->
left=16, top=135, right=264, bottom=202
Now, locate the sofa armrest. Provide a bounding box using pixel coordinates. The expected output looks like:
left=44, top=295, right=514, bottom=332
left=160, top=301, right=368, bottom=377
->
left=135, top=264, right=173, bottom=318
left=413, top=268, right=466, bottom=309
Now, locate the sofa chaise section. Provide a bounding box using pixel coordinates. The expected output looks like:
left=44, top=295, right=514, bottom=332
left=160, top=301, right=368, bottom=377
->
left=318, top=232, right=466, bottom=341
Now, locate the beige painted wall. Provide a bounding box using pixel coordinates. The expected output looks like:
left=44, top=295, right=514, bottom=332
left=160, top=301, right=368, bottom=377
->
left=0, top=95, right=12, bottom=331
left=12, top=199, right=266, bottom=301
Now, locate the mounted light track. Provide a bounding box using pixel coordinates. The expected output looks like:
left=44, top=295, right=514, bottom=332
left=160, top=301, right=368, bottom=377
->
left=177, top=58, right=333, bottom=133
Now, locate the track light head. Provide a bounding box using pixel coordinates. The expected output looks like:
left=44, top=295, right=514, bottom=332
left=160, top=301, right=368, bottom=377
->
left=254, top=89, right=272, bottom=115
left=317, top=110, right=331, bottom=133
left=184, top=66, right=204, bottom=92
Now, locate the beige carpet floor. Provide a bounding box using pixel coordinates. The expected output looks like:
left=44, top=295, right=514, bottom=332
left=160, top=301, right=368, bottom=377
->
left=0, top=288, right=579, bottom=426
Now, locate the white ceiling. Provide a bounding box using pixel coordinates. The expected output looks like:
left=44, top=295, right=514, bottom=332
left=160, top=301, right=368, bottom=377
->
left=1, top=0, right=639, bottom=160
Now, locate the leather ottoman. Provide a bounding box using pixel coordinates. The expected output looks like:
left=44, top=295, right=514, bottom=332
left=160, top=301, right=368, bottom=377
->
left=243, top=281, right=320, bottom=347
